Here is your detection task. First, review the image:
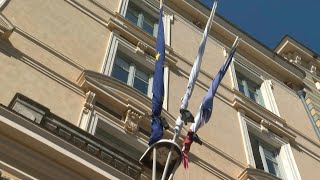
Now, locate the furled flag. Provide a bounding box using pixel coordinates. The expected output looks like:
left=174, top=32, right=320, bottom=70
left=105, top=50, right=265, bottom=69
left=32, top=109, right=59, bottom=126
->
left=182, top=37, right=240, bottom=169
left=180, top=0, right=218, bottom=111
left=149, top=5, right=166, bottom=146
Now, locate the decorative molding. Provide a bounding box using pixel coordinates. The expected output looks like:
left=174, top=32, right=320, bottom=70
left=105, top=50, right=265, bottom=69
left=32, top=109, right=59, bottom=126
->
left=0, top=13, right=14, bottom=40
left=79, top=91, right=96, bottom=130
left=233, top=90, right=297, bottom=143
left=240, top=115, right=302, bottom=180
left=260, top=80, right=281, bottom=117
left=238, top=168, right=282, bottom=180
left=0, top=104, right=143, bottom=179
left=124, top=109, right=143, bottom=134
left=238, top=111, right=256, bottom=167
left=309, top=63, right=317, bottom=75
left=135, top=41, right=148, bottom=56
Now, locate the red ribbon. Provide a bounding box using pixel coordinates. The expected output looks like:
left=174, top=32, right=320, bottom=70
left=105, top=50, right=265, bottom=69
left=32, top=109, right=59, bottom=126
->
left=182, top=130, right=194, bottom=169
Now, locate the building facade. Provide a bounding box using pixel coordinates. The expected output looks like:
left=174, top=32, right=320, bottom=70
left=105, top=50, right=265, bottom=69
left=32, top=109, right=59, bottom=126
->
left=0, top=0, right=319, bottom=179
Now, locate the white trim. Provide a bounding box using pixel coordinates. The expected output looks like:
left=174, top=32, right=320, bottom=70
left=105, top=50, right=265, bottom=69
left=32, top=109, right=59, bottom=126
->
left=163, top=66, right=169, bottom=110
left=238, top=115, right=302, bottom=180
left=231, top=61, right=281, bottom=115
left=276, top=40, right=289, bottom=54
left=260, top=80, right=281, bottom=117
left=238, top=111, right=256, bottom=167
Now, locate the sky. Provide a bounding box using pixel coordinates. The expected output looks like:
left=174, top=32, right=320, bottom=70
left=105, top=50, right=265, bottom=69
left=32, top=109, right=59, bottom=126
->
left=199, top=0, right=320, bottom=54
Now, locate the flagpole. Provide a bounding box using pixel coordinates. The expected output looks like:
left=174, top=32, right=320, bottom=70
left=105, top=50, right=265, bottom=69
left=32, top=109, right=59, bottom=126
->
left=161, top=1, right=218, bottom=179
left=151, top=1, right=164, bottom=179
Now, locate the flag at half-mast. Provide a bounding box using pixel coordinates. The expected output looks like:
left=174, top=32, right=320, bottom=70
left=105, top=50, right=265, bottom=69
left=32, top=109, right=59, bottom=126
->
left=182, top=37, right=240, bottom=168
left=149, top=4, right=166, bottom=145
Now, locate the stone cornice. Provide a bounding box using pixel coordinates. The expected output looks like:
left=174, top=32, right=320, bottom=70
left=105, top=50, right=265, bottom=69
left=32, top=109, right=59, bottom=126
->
left=238, top=168, right=282, bottom=180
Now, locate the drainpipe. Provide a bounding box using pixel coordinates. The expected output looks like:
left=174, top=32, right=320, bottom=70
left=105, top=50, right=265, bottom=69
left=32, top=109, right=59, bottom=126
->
left=297, top=90, right=320, bottom=139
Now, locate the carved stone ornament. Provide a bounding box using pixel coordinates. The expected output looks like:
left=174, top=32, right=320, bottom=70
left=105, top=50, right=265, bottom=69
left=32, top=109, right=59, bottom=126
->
left=83, top=91, right=96, bottom=113
left=135, top=42, right=148, bottom=56
left=294, top=55, right=302, bottom=64
left=124, top=109, right=142, bottom=134
left=310, top=64, right=317, bottom=74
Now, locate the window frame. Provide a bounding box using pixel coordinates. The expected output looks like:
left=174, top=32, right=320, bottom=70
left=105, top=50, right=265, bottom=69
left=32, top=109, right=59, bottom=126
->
left=101, top=33, right=169, bottom=110
left=238, top=112, right=302, bottom=180
left=230, top=60, right=280, bottom=116
left=111, top=52, right=154, bottom=97
left=119, top=0, right=173, bottom=46
left=88, top=110, right=148, bottom=160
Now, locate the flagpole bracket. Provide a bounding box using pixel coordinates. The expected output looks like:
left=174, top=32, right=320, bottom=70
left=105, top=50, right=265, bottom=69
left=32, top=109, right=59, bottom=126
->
left=179, top=109, right=194, bottom=125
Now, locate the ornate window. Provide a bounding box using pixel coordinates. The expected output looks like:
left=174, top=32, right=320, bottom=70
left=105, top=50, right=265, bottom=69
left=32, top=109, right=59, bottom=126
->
left=249, top=134, right=282, bottom=177
left=125, top=0, right=158, bottom=37
left=236, top=71, right=265, bottom=107
left=111, top=51, right=153, bottom=97
left=102, top=34, right=169, bottom=109
left=119, top=0, right=173, bottom=45
left=238, top=113, right=301, bottom=180
left=231, top=60, right=280, bottom=116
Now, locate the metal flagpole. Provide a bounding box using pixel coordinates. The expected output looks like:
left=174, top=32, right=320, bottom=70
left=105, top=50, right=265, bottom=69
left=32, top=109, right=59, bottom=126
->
left=161, top=1, right=218, bottom=180
left=151, top=2, right=163, bottom=180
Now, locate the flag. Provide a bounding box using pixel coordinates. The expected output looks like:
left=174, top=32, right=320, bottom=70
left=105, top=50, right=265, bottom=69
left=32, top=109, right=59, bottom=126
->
left=182, top=37, right=240, bottom=168
left=180, top=1, right=218, bottom=110
left=149, top=6, right=166, bottom=146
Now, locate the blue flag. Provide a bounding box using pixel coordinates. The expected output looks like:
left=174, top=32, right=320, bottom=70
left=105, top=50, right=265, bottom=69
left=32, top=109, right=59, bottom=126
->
left=149, top=7, right=165, bottom=145
left=190, top=38, right=239, bottom=133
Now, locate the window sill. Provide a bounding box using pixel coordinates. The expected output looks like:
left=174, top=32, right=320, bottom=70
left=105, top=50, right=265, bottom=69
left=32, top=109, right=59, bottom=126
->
left=238, top=168, right=282, bottom=180
left=232, top=89, right=296, bottom=142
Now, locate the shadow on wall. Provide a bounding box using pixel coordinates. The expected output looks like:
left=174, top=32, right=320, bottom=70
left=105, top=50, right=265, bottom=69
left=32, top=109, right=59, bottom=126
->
left=0, top=36, right=79, bottom=92
left=189, top=152, right=236, bottom=180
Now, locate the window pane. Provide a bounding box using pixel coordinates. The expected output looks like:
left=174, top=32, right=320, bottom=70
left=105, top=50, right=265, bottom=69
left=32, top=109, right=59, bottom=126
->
left=266, top=158, right=280, bottom=177
left=249, top=136, right=264, bottom=170
left=135, top=68, right=149, bottom=82
left=143, top=22, right=155, bottom=35
left=111, top=57, right=130, bottom=84
left=125, top=1, right=157, bottom=37
left=248, top=89, right=257, bottom=102
left=126, top=11, right=139, bottom=25
left=133, top=78, right=148, bottom=94
left=126, top=2, right=140, bottom=25
left=142, top=14, right=157, bottom=35
left=133, top=69, right=149, bottom=95
left=238, top=81, right=245, bottom=94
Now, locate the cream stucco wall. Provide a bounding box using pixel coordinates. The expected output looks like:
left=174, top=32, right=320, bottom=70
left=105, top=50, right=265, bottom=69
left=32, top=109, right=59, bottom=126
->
left=273, top=83, right=319, bottom=141
left=0, top=45, right=83, bottom=125
left=292, top=147, right=320, bottom=180
left=3, top=0, right=112, bottom=72
left=0, top=0, right=319, bottom=179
